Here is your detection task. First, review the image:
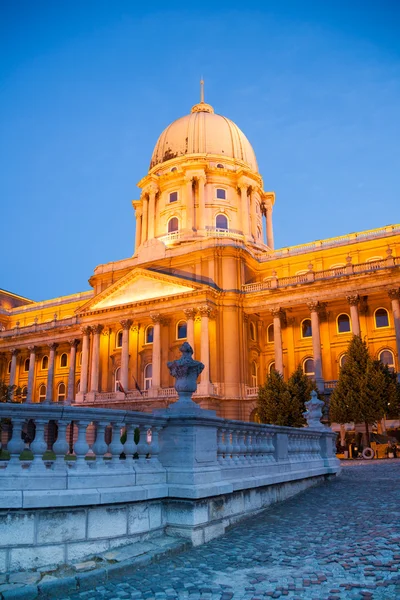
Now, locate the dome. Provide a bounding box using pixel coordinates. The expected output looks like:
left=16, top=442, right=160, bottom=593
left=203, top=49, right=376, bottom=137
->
left=150, top=100, right=258, bottom=172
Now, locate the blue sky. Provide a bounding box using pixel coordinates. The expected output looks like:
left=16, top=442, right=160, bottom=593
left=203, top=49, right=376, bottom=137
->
left=1, top=0, right=399, bottom=301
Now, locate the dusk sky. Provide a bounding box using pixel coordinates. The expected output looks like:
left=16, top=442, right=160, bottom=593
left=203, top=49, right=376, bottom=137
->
left=1, top=0, right=399, bottom=301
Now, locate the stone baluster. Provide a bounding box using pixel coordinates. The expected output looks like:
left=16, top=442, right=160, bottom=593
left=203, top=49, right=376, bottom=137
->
left=231, top=429, right=241, bottom=464
left=307, top=301, right=325, bottom=392
left=8, top=348, right=19, bottom=402
left=26, top=346, right=36, bottom=404
left=67, top=339, right=79, bottom=405
left=120, top=319, right=132, bottom=392
left=346, top=294, right=361, bottom=336
left=73, top=421, right=89, bottom=468
left=388, top=289, right=400, bottom=365
left=123, top=423, right=136, bottom=466
left=45, top=343, right=58, bottom=404
left=90, top=325, right=103, bottom=392
left=52, top=421, right=69, bottom=465
left=225, top=429, right=234, bottom=463
left=183, top=308, right=196, bottom=351
left=270, top=308, right=284, bottom=375
left=267, top=432, right=275, bottom=461
left=255, top=432, right=264, bottom=463
left=7, top=417, right=25, bottom=467
left=238, top=429, right=247, bottom=464
left=136, top=425, right=149, bottom=461
left=108, top=423, right=124, bottom=464
left=149, top=426, right=161, bottom=464
left=217, top=428, right=226, bottom=465
left=244, top=429, right=253, bottom=463
left=80, top=327, right=91, bottom=394
left=30, top=419, right=48, bottom=467
left=92, top=421, right=108, bottom=464
left=150, top=314, right=162, bottom=391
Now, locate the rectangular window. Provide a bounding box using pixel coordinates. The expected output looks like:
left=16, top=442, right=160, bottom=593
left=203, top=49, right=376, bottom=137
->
left=169, top=191, right=178, bottom=203
left=216, top=188, right=226, bottom=200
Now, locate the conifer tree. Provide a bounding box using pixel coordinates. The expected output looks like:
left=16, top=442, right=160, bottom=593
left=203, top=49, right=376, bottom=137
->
left=257, top=369, right=294, bottom=426
left=286, top=365, right=318, bottom=427
left=330, top=336, right=388, bottom=446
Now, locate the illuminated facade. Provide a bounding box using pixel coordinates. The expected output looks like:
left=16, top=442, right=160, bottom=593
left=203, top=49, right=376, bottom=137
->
left=1, top=89, right=400, bottom=424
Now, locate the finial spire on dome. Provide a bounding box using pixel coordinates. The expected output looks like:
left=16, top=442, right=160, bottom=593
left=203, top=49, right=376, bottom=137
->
left=191, top=78, right=214, bottom=114
left=200, top=78, right=204, bottom=103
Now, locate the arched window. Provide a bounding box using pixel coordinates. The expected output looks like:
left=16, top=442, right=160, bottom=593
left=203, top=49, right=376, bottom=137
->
left=170, top=167, right=177, bottom=172
left=116, top=330, right=123, bottom=348
left=216, top=163, right=224, bottom=169
left=251, top=361, right=258, bottom=387
left=38, top=384, right=46, bottom=402
left=301, top=319, right=312, bottom=338
left=169, top=191, right=178, bottom=203
left=60, top=353, right=68, bottom=368
left=339, top=354, right=347, bottom=369
left=303, top=358, right=315, bottom=378
left=168, top=217, right=179, bottom=233
left=379, top=349, right=395, bottom=373
left=375, top=308, right=389, bottom=328
left=215, top=214, right=228, bottom=230
left=268, top=361, right=276, bottom=374
left=145, top=325, right=154, bottom=344
left=249, top=322, right=256, bottom=341
left=176, top=320, right=187, bottom=340
left=57, top=382, right=66, bottom=402
left=21, top=386, right=28, bottom=401
left=216, top=188, right=226, bottom=200
left=144, top=363, right=152, bottom=390
left=337, top=313, right=351, bottom=334
left=114, top=367, right=121, bottom=391
left=267, top=323, right=274, bottom=343
left=24, top=358, right=30, bottom=372
left=7, top=360, right=11, bottom=374
left=41, top=356, right=49, bottom=370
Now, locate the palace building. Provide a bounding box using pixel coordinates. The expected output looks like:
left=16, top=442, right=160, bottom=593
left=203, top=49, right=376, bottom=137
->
left=1, top=89, right=400, bottom=424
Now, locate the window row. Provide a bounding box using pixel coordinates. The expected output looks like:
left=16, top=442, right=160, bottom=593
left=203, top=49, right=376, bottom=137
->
left=115, top=321, right=188, bottom=348
left=168, top=188, right=227, bottom=204
left=167, top=213, right=229, bottom=234
left=7, top=352, right=77, bottom=374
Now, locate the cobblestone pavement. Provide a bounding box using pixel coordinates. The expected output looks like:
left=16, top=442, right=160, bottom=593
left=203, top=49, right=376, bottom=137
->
left=67, top=461, right=400, bottom=600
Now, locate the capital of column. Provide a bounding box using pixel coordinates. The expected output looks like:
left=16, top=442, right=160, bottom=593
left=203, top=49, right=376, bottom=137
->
left=145, top=182, right=159, bottom=196
left=307, top=301, right=326, bottom=314
left=346, top=294, right=360, bottom=307
left=81, top=326, right=91, bottom=336
left=68, top=339, right=79, bottom=348
left=27, top=345, right=37, bottom=353
left=270, top=308, right=285, bottom=320
left=388, top=288, right=400, bottom=301
left=120, top=319, right=133, bottom=330
left=10, top=347, right=20, bottom=356
left=197, top=305, right=213, bottom=318
left=184, top=174, right=194, bottom=183
left=183, top=308, right=197, bottom=319
left=48, top=342, right=58, bottom=351
left=196, top=174, right=206, bottom=184
left=90, top=324, right=104, bottom=335
left=238, top=182, right=249, bottom=193
left=150, top=313, right=163, bottom=324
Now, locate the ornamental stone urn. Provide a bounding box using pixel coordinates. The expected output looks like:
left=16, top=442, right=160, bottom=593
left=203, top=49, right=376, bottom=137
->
left=167, top=342, right=204, bottom=411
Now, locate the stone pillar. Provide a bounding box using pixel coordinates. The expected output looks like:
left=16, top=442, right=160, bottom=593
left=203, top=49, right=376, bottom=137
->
left=347, top=294, right=361, bottom=336
left=135, top=209, right=142, bottom=252
left=26, top=346, right=36, bottom=404
left=183, top=308, right=196, bottom=351
left=388, top=288, right=400, bottom=365
left=250, top=188, right=257, bottom=239
left=307, top=301, right=325, bottom=391
left=66, top=339, right=79, bottom=405
left=271, top=309, right=284, bottom=375
left=150, top=314, right=162, bottom=390
left=239, top=183, right=250, bottom=237
left=147, top=185, right=157, bottom=240
left=198, top=305, right=212, bottom=394
left=141, top=196, right=148, bottom=244
left=45, top=343, right=58, bottom=404
left=90, top=325, right=103, bottom=392
left=80, top=326, right=91, bottom=394
left=197, top=175, right=206, bottom=230
left=9, top=348, right=19, bottom=401
left=266, top=205, right=274, bottom=249
left=185, top=176, right=194, bottom=231
left=120, top=319, right=132, bottom=391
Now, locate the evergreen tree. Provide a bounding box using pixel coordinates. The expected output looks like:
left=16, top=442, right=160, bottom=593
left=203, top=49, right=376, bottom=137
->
left=287, top=365, right=318, bottom=427
left=330, top=336, right=388, bottom=446
left=257, top=369, right=294, bottom=426
left=0, top=381, right=21, bottom=403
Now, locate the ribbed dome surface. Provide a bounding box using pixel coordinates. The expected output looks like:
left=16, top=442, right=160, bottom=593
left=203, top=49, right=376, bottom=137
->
left=150, top=104, right=258, bottom=172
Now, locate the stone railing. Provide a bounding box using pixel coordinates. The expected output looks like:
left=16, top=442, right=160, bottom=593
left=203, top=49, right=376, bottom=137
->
left=245, top=386, right=259, bottom=397
left=205, top=226, right=244, bottom=241
left=0, top=315, right=80, bottom=337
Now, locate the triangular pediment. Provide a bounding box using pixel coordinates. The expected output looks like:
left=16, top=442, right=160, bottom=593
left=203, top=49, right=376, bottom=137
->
left=79, top=268, right=198, bottom=313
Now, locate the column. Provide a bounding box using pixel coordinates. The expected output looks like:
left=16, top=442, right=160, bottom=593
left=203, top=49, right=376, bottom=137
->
left=150, top=314, right=162, bottom=390
left=183, top=308, right=196, bottom=350
left=250, top=188, right=257, bottom=239
left=45, top=343, right=58, bottom=404
left=198, top=305, right=212, bottom=392
left=80, top=326, right=91, bottom=394
left=26, top=346, right=36, bottom=404
left=185, top=176, right=194, bottom=231
left=388, top=288, right=400, bottom=365
left=346, top=295, right=361, bottom=336
left=239, top=183, right=250, bottom=237
left=141, top=196, right=148, bottom=244
left=120, top=319, right=132, bottom=391
left=67, top=339, right=79, bottom=405
left=307, top=301, right=324, bottom=391
left=135, top=209, right=142, bottom=252
left=90, top=325, right=103, bottom=392
left=270, top=309, right=284, bottom=375
left=147, top=185, right=157, bottom=239
left=9, top=348, right=19, bottom=401
left=266, top=205, right=274, bottom=249
left=197, top=175, right=206, bottom=230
